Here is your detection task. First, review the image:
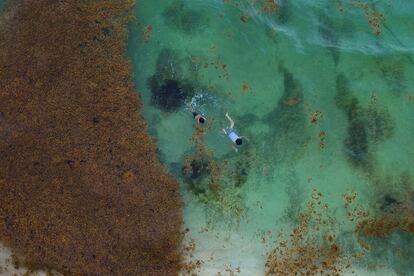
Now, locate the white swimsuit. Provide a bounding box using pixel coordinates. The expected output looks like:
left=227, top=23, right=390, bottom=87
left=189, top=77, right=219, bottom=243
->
left=226, top=128, right=240, bottom=144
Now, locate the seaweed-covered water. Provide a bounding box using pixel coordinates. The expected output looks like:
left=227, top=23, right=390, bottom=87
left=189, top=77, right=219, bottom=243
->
left=129, top=0, right=414, bottom=275
left=128, top=0, right=414, bottom=275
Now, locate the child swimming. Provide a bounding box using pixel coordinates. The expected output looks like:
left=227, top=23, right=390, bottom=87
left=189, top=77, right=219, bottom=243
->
left=192, top=111, right=206, bottom=124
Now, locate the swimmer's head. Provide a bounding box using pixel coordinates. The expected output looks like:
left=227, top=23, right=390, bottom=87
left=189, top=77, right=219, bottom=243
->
left=198, top=117, right=205, bottom=124
left=235, top=138, right=242, bottom=145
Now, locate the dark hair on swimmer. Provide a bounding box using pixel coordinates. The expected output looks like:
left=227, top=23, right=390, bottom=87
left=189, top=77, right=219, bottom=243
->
left=199, top=117, right=205, bottom=124
left=235, top=138, right=242, bottom=145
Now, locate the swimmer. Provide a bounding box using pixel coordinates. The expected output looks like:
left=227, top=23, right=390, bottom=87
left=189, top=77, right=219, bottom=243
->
left=192, top=111, right=206, bottom=124
left=222, top=112, right=246, bottom=152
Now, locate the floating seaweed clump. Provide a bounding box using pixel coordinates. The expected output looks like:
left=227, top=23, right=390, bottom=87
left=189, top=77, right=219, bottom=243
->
left=179, top=237, right=205, bottom=275
left=266, top=190, right=351, bottom=275
left=0, top=0, right=183, bottom=274
left=344, top=178, right=414, bottom=273
left=259, top=0, right=278, bottom=15
left=352, top=1, right=384, bottom=36
left=338, top=1, right=384, bottom=36
left=191, top=54, right=231, bottom=80
left=254, top=0, right=288, bottom=23
left=355, top=174, right=414, bottom=238
left=356, top=210, right=414, bottom=237
left=223, top=0, right=288, bottom=24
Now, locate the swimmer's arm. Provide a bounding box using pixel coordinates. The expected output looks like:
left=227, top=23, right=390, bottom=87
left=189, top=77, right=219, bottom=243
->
left=225, top=112, right=234, bottom=128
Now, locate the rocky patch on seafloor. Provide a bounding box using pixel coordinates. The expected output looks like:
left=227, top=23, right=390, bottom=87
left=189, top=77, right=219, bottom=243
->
left=182, top=120, right=254, bottom=195
left=163, top=0, right=209, bottom=35
left=335, top=68, right=414, bottom=272
left=231, top=157, right=251, bottom=188
left=367, top=173, right=414, bottom=218
left=267, top=184, right=414, bottom=275
left=265, top=64, right=310, bottom=166
left=182, top=126, right=247, bottom=223
left=183, top=157, right=213, bottom=195
left=148, top=48, right=198, bottom=112
left=335, top=73, right=394, bottom=174
left=282, top=168, right=306, bottom=224
left=334, top=73, right=410, bottom=273
left=374, top=55, right=407, bottom=96
left=222, top=143, right=256, bottom=188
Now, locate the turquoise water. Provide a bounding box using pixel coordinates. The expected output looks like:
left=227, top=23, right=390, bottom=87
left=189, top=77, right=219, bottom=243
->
left=128, top=0, right=414, bottom=275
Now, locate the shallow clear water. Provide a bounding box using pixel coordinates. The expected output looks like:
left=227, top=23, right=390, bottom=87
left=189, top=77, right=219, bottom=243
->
left=128, top=0, right=414, bottom=274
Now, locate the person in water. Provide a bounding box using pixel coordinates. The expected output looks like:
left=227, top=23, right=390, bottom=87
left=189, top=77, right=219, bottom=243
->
left=223, top=112, right=244, bottom=152
left=192, top=111, right=206, bottom=124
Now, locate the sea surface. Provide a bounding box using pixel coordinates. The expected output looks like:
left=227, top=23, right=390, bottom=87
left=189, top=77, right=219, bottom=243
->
left=0, top=0, right=413, bottom=275
left=128, top=0, right=414, bottom=275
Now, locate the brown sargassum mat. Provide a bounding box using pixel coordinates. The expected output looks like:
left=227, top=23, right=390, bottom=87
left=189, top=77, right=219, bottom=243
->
left=0, top=0, right=183, bottom=274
